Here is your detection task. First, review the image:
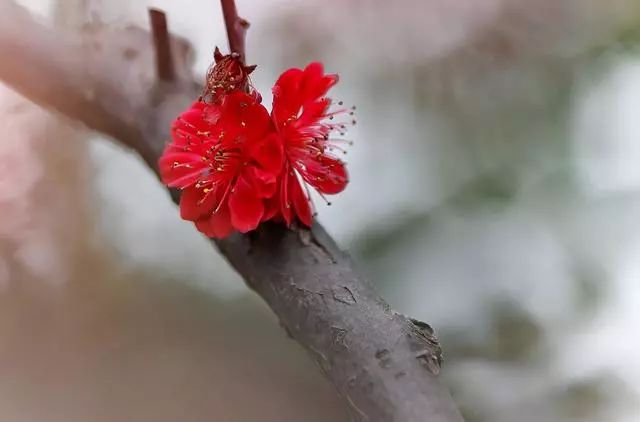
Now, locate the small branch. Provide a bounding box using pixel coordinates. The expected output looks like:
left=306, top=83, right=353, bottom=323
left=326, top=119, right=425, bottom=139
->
left=0, top=2, right=465, bottom=421
left=220, top=0, right=249, bottom=62
left=148, top=8, right=175, bottom=81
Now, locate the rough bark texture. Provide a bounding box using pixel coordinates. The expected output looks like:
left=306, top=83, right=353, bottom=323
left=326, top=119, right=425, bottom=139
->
left=219, top=223, right=461, bottom=421
left=0, top=2, right=464, bottom=421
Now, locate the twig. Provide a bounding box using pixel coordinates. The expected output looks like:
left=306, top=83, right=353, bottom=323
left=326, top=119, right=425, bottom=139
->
left=148, top=8, right=175, bottom=81
left=220, top=0, right=249, bottom=62
left=0, top=2, right=465, bottom=421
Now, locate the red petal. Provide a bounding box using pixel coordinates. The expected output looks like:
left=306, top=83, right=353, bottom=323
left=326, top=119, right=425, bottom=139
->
left=262, top=195, right=280, bottom=222
left=244, top=166, right=277, bottom=199
left=301, top=62, right=338, bottom=103
left=228, top=175, right=264, bottom=233
left=220, top=92, right=272, bottom=141
left=273, top=68, right=304, bottom=97
left=302, top=62, right=323, bottom=82
left=202, top=104, right=221, bottom=124
left=278, top=165, right=294, bottom=226
left=195, top=205, right=234, bottom=239
left=289, top=171, right=312, bottom=227
left=272, top=67, right=304, bottom=126
left=301, top=155, right=348, bottom=195
left=158, top=151, right=207, bottom=188
left=300, top=62, right=323, bottom=99
left=299, top=98, right=331, bottom=127
left=315, top=74, right=339, bottom=99
left=249, top=133, right=284, bottom=175
left=271, top=63, right=339, bottom=137
left=191, top=101, right=206, bottom=111
left=242, top=105, right=272, bottom=141
left=174, top=108, right=208, bottom=133
left=179, top=186, right=218, bottom=221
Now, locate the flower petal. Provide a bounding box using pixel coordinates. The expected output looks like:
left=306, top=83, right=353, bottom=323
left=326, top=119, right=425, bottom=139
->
left=262, top=195, right=280, bottom=222
left=249, top=133, right=284, bottom=175
left=289, top=171, right=312, bottom=227
left=277, top=164, right=294, bottom=226
left=195, top=205, right=234, bottom=239
left=245, top=166, right=277, bottom=199
left=173, top=108, right=209, bottom=135
left=228, top=175, right=264, bottom=233
left=298, top=98, right=331, bottom=128
left=179, top=186, right=219, bottom=221
left=300, top=62, right=337, bottom=101
left=272, top=67, right=304, bottom=126
left=220, top=92, right=272, bottom=142
left=158, top=151, right=207, bottom=188
left=303, top=155, right=348, bottom=195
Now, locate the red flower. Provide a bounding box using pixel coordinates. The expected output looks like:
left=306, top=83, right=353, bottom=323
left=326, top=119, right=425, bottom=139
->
left=159, top=92, right=283, bottom=238
left=159, top=57, right=353, bottom=239
left=269, top=62, right=351, bottom=226
left=203, top=47, right=257, bottom=104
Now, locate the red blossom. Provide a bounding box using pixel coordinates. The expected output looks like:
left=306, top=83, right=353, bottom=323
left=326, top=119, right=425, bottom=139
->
left=203, top=47, right=258, bottom=104
left=159, top=58, right=353, bottom=238
left=159, top=92, right=282, bottom=238
left=269, top=62, right=351, bottom=226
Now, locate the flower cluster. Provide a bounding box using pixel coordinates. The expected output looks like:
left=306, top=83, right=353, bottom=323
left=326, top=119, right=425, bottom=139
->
left=159, top=52, right=353, bottom=238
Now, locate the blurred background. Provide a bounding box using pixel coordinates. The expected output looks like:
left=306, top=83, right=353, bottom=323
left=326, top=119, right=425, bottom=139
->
left=2, top=0, right=640, bottom=420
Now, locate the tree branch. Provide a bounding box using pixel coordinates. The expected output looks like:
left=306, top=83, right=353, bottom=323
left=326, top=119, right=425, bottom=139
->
left=0, top=2, right=464, bottom=421
left=220, top=0, right=249, bottom=61
left=149, top=9, right=175, bottom=81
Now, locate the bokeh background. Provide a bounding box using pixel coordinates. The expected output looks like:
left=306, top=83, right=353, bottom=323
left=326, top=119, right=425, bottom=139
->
left=2, top=0, right=640, bottom=420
